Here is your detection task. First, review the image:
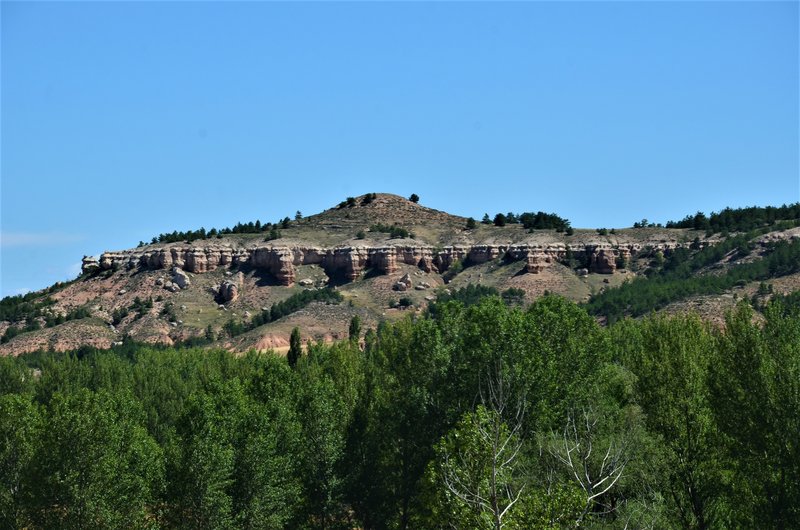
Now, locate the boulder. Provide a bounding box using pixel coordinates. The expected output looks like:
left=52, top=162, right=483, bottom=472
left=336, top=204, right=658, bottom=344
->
left=172, top=267, right=191, bottom=289
left=217, top=280, right=239, bottom=303
left=394, top=272, right=413, bottom=291
left=299, top=278, right=314, bottom=286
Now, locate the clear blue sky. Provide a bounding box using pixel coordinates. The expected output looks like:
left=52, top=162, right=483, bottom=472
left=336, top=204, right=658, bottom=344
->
left=2, top=1, right=798, bottom=298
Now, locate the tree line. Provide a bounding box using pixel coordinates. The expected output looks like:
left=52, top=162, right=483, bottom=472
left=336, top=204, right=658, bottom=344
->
left=665, top=203, right=800, bottom=233
left=481, top=211, right=572, bottom=232
left=2, top=294, right=798, bottom=529
left=143, top=218, right=294, bottom=246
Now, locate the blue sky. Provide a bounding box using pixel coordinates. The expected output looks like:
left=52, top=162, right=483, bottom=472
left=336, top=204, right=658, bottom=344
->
left=2, top=1, right=798, bottom=297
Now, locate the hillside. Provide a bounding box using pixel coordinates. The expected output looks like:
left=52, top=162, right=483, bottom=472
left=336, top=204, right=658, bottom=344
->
left=2, top=193, right=799, bottom=356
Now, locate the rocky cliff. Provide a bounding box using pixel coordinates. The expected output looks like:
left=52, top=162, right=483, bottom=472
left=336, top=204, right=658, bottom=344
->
left=85, top=241, right=686, bottom=286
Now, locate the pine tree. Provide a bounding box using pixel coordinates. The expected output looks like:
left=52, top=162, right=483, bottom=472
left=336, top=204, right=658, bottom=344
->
left=288, top=327, right=302, bottom=368
left=349, top=316, right=361, bottom=342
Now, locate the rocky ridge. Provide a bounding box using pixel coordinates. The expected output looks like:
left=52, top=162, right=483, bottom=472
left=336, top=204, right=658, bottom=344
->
left=84, top=241, right=687, bottom=286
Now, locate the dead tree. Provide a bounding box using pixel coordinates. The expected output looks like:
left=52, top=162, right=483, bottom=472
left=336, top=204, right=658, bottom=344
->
left=441, top=361, right=527, bottom=530
left=549, top=408, right=631, bottom=524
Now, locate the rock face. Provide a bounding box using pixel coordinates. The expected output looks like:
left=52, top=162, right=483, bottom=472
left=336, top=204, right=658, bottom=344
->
left=82, top=256, right=100, bottom=273
left=87, top=241, right=685, bottom=285
left=172, top=268, right=191, bottom=289
left=217, top=280, right=239, bottom=303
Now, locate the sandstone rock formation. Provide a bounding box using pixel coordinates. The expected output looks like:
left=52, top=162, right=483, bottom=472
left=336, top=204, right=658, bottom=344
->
left=217, top=280, right=239, bottom=303
left=85, top=241, right=686, bottom=286
left=172, top=268, right=191, bottom=289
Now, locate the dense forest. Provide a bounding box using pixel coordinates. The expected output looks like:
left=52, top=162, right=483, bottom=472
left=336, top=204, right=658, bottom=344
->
left=1, top=295, right=798, bottom=529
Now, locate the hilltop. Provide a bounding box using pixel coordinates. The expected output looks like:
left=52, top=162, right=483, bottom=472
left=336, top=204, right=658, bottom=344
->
left=1, top=193, right=799, bottom=355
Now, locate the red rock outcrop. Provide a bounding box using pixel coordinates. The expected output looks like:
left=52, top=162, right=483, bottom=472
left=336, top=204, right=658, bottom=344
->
left=86, top=241, right=684, bottom=285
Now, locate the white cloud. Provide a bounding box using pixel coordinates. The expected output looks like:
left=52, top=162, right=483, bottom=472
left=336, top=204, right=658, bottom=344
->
left=0, top=232, right=85, bottom=248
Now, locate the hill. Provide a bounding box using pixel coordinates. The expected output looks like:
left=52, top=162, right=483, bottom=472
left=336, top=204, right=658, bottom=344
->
left=2, top=193, right=799, bottom=355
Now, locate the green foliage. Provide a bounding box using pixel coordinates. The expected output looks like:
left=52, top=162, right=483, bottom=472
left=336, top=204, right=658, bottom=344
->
left=0, top=283, right=94, bottom=343
left=434, top=284, right=499, bottom=308
left=2, top=298, right=798, bottom=529
left=149, top=215, right=296, bottom=245
left=442, top=259, right=464, bottom=283
left=481, top=211, right=572, bottom=231
left=518, top=211, right=571, bottom=231
left=30, top=389, right=163, bottom=529
left=501, top=287, right=526, bottom=305
left=409, top=193, right=420, bottom=203
left=160, top=301, right=178, bottom=323
left=586, top=238, right=800, bottom=323
left=348, top=316, right=361, bottom=342
left=707, top=304, right=800, bottom=527
left=111, top=306, right=129, bottom=326
left=429, top=285, right=524, bottom=315
left=370, top=223, right=414, bottom=239
left=0, top=394, right=41, bottom=529
left=288, top=328, right=302, bottom=368
left=426, top=406, right=528, bottom=529
left=465, top=217, right=477, bottom=230
left=226, top=288, right=343, bottom=338
left=264, top=227, right=281, bottom=241
left=766, top=289, right=800, bottom=316
left=612, top=315, right=723, bottom=528
left=666, top=203, right=800, bottom=233
left=338, top=196, right=358, bottom=208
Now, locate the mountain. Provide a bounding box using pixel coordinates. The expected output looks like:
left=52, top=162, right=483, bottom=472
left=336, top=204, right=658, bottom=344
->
left=2, top=193, right=799, bottom=356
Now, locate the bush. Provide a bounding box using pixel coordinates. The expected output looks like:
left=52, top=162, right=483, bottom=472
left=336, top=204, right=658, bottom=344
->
left=370, top=223, right=411, bottom=239
left=409, top=193, right=420, bottom=203
left=265, top=228, right=281, bottom=241
left=442, top=260, right=464, bottom=283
